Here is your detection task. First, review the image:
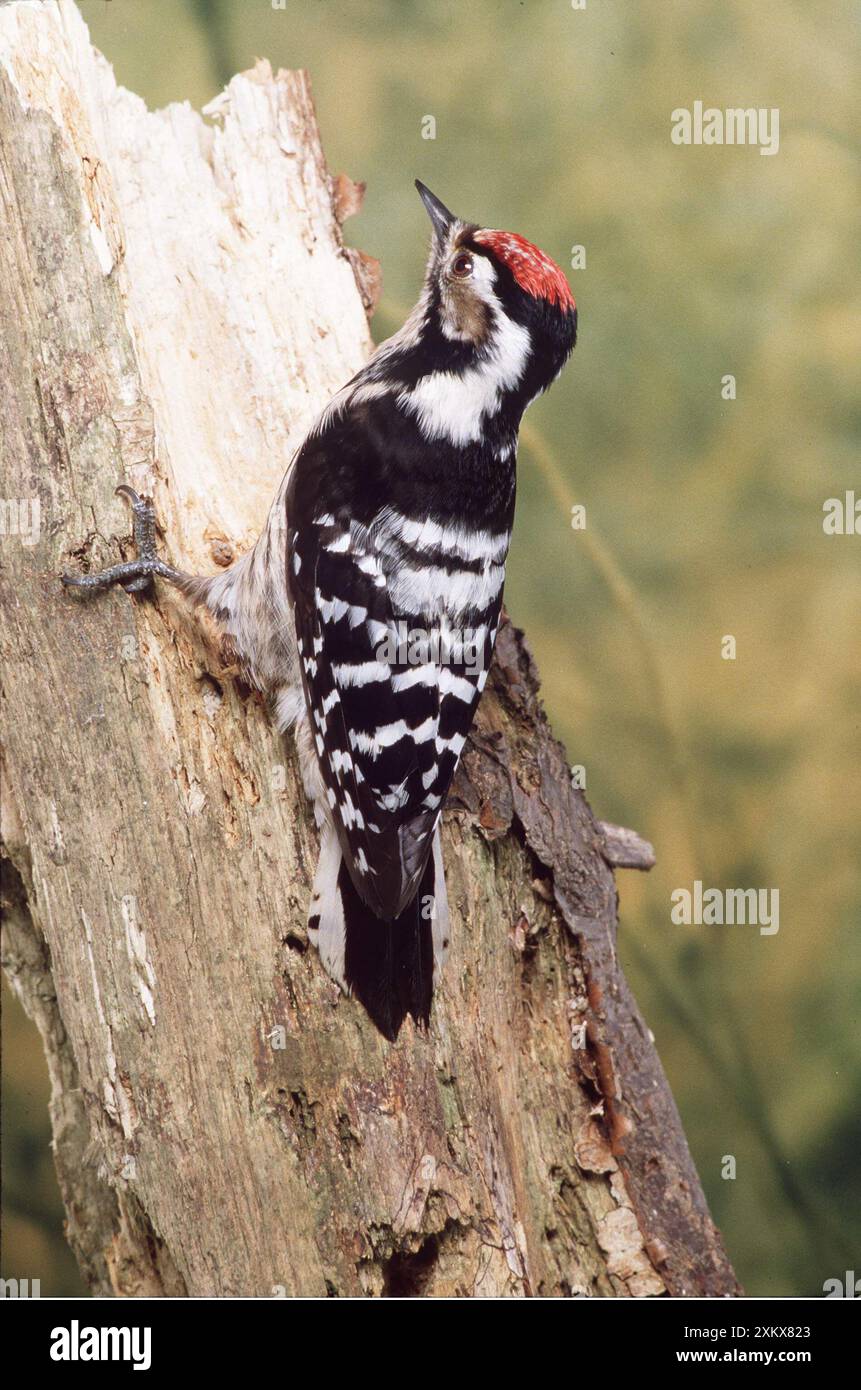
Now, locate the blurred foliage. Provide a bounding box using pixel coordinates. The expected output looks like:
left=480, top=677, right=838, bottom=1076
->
left=4, top=0, right=859, bottom=1298
left=2, top=977, right=85, bottom=1294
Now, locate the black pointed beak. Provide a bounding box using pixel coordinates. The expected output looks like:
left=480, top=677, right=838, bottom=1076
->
left=415, top=180, right=456, bottom=245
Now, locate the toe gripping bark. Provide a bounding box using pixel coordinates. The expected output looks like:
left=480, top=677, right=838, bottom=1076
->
left=62, top=486, right=181, bottom=595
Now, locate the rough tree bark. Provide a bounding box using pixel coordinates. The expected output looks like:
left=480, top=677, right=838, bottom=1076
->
left=0, top=0, right=739, bottom=1298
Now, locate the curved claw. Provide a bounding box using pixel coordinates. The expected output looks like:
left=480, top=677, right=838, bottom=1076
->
left=61, top=571, right=99, bottom=590
left=115, top=484, right=144, bottom=507
left=61, top=484, right=180, bottom=596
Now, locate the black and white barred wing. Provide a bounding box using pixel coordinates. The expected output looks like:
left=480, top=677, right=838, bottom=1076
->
left=290, top=509, right=437, bottom=922
left=372, top=507, right=505, bottom=834
left=289, top=506, right=504, bottom=923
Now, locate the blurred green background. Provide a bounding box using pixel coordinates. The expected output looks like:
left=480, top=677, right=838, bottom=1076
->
left=3, top=0, right=859, bottom=1297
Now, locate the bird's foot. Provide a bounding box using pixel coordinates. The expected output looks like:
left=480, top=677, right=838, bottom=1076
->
left=62, top=486, right=181, bottom=595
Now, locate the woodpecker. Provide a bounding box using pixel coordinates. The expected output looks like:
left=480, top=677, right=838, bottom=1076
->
left=63, top=182, right=577, bottom=1039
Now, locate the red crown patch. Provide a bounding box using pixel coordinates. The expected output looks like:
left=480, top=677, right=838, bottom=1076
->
left=474, top=230, right=575, bottom=312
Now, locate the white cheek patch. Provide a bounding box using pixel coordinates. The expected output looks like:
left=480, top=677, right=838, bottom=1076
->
left=397, top=312, right=531, bottom=446
left=466, top=252, right=499, bottom=298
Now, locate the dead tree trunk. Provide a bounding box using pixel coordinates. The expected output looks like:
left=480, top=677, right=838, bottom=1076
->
left=0, top=0, right=738, bottom=1297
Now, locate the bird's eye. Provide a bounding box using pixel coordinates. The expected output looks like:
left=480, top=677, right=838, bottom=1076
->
left=451, top=252, right=474, bottom=279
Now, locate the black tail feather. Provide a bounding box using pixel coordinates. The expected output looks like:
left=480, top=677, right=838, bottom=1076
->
left=341, top=853, right=435, bottom=1041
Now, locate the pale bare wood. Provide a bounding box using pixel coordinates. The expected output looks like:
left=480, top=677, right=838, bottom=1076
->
left=0, top=0, right=738, bottom=1297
